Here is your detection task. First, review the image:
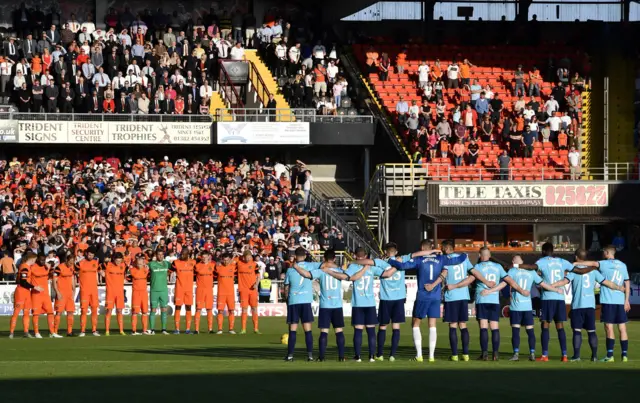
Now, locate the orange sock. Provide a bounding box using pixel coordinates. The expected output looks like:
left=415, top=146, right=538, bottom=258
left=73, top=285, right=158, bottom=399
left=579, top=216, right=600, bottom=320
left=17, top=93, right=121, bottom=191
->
left=22, top=313, right=30, bottom=333
left=174, top=307, right=181, bottom=331
left=241, top=312, right=248, bottom=331
left=54, top=315, right=61, bottom=334
left=207, top=310, right=213, bottom=331
left=67, top=314, right=74, bottom=334
left=132, top=314, right=138, bottom=332
left=32, top=315, right=39, bottom=334
left=252, top=311, right=259, bottom=330
left=186, top=310, right=192, bottom=331
left=105, top=312, right=112, bottom=332
left=117, top=312, right=124, bottom=333
left=217, top=313, right=223, bottom=331
left=91, top=311, right=98, bottom=332
left=47, top=314, right=55, bottom=334
left=195, top=311, right=201, bottom=332
left=228, top=314, right=235, bottom=331
left=10, top=310, right=19, bottom=334
left=142, top=315, right=148, bottom=332
left=80, top=310, right=87, bottom=332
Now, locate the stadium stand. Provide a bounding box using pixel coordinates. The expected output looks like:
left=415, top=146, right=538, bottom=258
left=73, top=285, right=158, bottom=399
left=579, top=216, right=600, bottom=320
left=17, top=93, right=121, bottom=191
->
left=0, top=155, right=350, bottom=283
left=354, top=42, right=587, bottom=180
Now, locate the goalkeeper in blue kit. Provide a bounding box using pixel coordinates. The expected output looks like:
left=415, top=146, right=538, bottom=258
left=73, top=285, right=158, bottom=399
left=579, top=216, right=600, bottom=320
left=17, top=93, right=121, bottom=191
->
left=386, top=241, right=469, bottom=362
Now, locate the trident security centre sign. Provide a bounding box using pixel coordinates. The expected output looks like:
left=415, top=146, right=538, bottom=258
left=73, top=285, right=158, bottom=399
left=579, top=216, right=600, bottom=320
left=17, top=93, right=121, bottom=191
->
left=17, top=121, right=211, bottom=144
left=438, top=184, right=608, bottom=207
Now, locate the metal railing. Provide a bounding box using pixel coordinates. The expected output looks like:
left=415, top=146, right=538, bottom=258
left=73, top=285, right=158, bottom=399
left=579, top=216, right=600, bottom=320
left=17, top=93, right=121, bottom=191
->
left=380, top=162, right=640, bottom=196
left=309, top=190, right=379, bottom=258
left=212, top=108, right=374, bottom=123
left=219, top=61, right=244, bottom=109
left=342, top=51, right=411, bottom=161
left=327, top=198, right=361, bottom=217
left=248, top=60, right=272, bottom=107
left=0, top=111, right=213, bottom=122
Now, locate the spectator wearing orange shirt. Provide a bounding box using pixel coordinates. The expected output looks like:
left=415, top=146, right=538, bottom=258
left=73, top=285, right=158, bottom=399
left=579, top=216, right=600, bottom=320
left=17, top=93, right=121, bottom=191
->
left=103, top=94, right=115, bottom=113
left=558, top=129, right=568, bottom=150
left=365, top=46, right=379, bottom=74
left=453, top=139, right=466, bottom=167
left=396, top=48, right=407, bottom=74
left=440, top=138, right=450, bottom=159
left=459, top=58, right=475, bottom=88
left=528, top=66, right=542, bottom=97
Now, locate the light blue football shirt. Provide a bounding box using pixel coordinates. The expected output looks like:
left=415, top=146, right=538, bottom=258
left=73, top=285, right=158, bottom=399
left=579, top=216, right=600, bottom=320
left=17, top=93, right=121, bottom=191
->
left=284, top=261, right=320, bottom=305
left=508, top=268, right=543, bottom=312
left=346, top=263, right=384, bottom=307
left=566, top=269, right=605, bottom=310
left=311, top=268, right=343, bottom=309
left=376, top=257, right=407, bottom=301
left=598, top=259, right=629, bottom=305
left=474, top=261, right=508, bottom=305
left=444, top=254, right=474, bottom=302
left=535, top=256, right=573, bottom=301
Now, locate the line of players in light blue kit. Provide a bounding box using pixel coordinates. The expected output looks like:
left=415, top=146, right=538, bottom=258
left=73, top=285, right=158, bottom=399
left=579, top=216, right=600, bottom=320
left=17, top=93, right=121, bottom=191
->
left=282, top=241, right=630, bottom=363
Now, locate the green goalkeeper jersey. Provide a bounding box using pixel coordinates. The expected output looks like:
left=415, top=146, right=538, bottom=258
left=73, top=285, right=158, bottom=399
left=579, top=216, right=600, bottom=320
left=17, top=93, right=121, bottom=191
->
left=148, top=260, right=171, bottom=293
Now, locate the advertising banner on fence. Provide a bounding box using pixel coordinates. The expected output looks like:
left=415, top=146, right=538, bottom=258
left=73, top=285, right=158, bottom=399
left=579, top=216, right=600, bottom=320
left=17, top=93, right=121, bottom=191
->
left=16, top=121, right=211, bottom=144
left=216, top=122, right=310, bottom=145
left=439, top=184, right=609, bottom=207
left=0, top=120, right=18, bottom=143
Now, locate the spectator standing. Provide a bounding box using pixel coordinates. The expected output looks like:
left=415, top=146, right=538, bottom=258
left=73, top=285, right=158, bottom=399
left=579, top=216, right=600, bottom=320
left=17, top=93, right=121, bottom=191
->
left=453, top=139, right=465, bottom=167
left=568, top=147, right=581, bottom=180
left=498, top=150, right=511, bottom=180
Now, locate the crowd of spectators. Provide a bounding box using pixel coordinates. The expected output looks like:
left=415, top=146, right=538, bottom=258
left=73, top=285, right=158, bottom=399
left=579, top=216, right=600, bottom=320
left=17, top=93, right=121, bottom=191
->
left=0, top=155, right=348, bottom=284
left=252, top=22, right=353, bottom=115
left=0, top=6, right=262, bottom=114
left=362, top=44, right=589, bottom=176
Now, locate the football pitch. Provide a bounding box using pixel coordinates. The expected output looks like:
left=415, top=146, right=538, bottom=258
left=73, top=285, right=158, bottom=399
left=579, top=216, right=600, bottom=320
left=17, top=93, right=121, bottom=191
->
left=0, top=317, right=636, bottom=402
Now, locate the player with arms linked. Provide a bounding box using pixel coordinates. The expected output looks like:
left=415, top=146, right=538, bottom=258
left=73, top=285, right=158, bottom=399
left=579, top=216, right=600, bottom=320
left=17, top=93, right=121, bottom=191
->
left=291, top=249, right=347, bottom=361
left=571, top=245, right=631, bottom=362
left=485, top=255, right=563, bottom=361
left=472, top=247, right=530, bottom=360
left=534, top=242, right=574, bottom=361
left=284, top=247, right=319, bottom=362
left=549, top=248, right=624, bottom=361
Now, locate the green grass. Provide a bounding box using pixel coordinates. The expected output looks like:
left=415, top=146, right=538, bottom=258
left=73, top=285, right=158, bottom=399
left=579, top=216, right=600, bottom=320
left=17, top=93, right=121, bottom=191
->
left=0, top=317, right=637, bottom=402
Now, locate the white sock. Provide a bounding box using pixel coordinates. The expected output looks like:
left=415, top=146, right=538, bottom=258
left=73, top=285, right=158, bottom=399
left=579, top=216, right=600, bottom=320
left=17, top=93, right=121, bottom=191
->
left=412, top=327, right=423, bottom=358
left=429, top=327, right=437, bottom=359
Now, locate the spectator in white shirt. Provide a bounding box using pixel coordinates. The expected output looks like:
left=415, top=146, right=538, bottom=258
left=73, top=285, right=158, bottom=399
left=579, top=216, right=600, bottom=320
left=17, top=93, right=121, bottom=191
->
left=523, top=104, right=535, bottom=121
left=326, top=60, right=339, bottom=83
left=67, top=14, right=81, bottom=33
left=229, top=42, right=245, bottom=60
left=418, top=61, right=429, bottom=88
left=80, top=14, right=96, bottom=35
left=312, top=41, right=326, bottom=64
left=137, top=92, right=150, bottom=114
left=545, top=112, right=562, bottom=142
left=560, top=111, right=572, bottom=130
left=568, top=147, right=580, bottom=180
left=447, top=62, right=460, bottom=89
left=200, top=83, right=213, bottom=100
left=544, top=95, right=559, bottom=118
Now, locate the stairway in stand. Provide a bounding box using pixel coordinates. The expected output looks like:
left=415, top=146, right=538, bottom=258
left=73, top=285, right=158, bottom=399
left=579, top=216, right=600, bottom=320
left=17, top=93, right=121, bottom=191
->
left=209, top=91, right=232, bottom=121
left=244, top=50, right=294, bottom=121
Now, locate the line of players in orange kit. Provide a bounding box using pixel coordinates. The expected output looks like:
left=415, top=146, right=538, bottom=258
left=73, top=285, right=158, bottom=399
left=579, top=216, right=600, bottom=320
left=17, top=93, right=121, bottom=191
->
left=8, top=248, right=262, bottom=338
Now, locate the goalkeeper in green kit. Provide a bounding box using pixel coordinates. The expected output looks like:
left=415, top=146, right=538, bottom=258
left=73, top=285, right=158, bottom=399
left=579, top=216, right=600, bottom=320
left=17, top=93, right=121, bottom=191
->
left=148, top=249, right=172, bottom=334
